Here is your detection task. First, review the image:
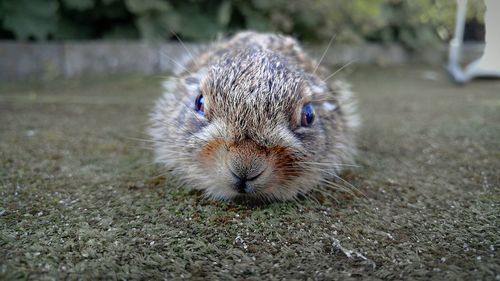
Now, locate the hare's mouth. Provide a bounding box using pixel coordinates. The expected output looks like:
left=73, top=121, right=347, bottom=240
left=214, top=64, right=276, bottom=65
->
left=229, top=167, right=265, bottom=194
left=198, top=138, right=304, bottom=201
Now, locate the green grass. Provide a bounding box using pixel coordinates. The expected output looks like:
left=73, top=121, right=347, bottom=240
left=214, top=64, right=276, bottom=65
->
left=1, top=66, right=499, bottom=280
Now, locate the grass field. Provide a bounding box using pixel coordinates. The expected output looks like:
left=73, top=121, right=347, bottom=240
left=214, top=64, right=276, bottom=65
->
left=1, top=65, right=499, bottom=280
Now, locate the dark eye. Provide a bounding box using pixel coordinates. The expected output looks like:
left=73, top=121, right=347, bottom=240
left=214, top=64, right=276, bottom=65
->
left=301, top=103, right=315, bottom=127
left=195, top=94, right=204, bottom=115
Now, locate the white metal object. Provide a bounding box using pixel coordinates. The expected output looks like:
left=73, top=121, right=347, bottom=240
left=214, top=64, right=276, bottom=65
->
left=447, top=0, right=500, bottom=84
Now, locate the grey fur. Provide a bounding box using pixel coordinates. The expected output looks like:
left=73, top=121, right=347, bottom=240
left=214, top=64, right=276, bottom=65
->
left=149, top=31, right=360, bottom=202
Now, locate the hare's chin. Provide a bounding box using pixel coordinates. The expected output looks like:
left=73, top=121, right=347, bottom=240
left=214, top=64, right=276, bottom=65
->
left=203, top=182, right=300, bottom=202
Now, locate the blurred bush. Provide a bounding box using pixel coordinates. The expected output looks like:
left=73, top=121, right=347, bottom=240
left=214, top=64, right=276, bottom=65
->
left=0, top=0, right=485, bottom=49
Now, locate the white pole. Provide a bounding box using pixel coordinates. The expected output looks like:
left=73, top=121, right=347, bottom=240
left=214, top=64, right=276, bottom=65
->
left=447, top=0, right=468, bottom=83
left=449, top=0, right=468, bottom=64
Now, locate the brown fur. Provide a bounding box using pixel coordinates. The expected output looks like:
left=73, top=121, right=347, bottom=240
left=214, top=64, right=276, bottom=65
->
left=148, top=31, right=360, bottom=202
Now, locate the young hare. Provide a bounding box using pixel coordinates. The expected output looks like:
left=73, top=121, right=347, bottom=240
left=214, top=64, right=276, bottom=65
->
left=149, top=31, right=359, bottom=202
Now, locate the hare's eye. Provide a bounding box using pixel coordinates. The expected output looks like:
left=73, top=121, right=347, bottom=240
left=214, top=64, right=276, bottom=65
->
left=301, top=103, right=315, bottom=127
left=194, top=94, right=204, bottom=115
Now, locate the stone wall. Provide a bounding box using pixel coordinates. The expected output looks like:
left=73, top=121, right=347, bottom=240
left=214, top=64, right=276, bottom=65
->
left=0, top=41, right=484, bottom=81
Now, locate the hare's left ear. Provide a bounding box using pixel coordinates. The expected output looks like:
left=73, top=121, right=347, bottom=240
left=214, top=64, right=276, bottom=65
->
left=182, top=67, right=210, bottom=100
left=306, top=74, right=327, bottom=97
left=305, top=74, right=339, bottom=113
left=184, top=76, right=201, bottom=94
left=306, top=74, right=335, bottom=99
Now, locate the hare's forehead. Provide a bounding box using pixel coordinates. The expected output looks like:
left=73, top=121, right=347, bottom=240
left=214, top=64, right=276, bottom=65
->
left=203, top=48, right=306, bottom=98
left=202, top=63, right=305, bottom=108
left=203, top=77, right=304, bottom=124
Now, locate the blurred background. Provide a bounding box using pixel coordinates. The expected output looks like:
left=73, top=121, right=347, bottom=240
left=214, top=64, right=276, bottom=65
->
left=0, top=0, right=486, bottom=46
left=0, top=0, right=489, bottom=80
left=1, top=2, right=499, bottom=280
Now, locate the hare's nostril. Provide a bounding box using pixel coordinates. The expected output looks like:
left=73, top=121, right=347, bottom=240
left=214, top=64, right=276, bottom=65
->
left=235, top=180, right=247, bottom=193
left=230, top=170, right=245, bottom=182
left=229, top=167, right=264, bottom=182
left=228, top=170, right=245, bottom=192
left=229, top=168, right=262, bottom=193
left=247, top=169, right=264, bottom=181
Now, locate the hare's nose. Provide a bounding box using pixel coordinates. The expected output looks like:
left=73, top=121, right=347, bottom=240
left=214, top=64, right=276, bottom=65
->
left=230, top=171, right=249, bottom=193
left=227, top=139, right=267, bottom=193
left=229, top=167, right=264, bottom=193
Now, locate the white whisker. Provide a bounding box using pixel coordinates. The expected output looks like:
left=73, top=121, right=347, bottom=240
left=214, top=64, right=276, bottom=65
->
left=323, top=59, right=358, bottom=82
left=313, top=33, right=336, bottom=74
left=171, top=30, right=195, bottom=60
left=160, top=52, right=193, bottom=75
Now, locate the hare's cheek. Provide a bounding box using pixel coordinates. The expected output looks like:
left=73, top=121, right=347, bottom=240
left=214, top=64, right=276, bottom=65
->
left=268, top=146, right=301, bottom=184
left=198, top=139, right=228, bottom=167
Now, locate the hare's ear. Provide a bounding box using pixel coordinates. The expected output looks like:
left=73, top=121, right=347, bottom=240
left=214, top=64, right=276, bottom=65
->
left=184, top=76, right=201, bottom=94
left=328, top=80, right=360, bottom=130
left=304, top=74, right=343, bottom=115
left=304, top=74, right=327, bottom=97
left=184, top=67, right=208, bottom=93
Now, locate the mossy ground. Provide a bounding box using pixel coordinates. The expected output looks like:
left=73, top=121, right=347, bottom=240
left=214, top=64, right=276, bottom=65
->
left=1, top=66, right=499, bottom=280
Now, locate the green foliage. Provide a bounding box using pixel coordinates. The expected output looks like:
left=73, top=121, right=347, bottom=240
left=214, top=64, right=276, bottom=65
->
left=0, top=0, right=486, bottom=48
left=125, top=0, right=177, bottom=40
left=0, top=0, right=59, bottom=40
left=61, top=0, right=96, bottom=11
